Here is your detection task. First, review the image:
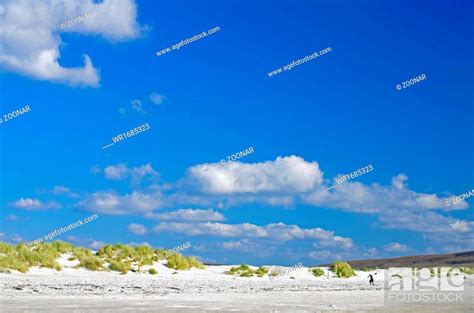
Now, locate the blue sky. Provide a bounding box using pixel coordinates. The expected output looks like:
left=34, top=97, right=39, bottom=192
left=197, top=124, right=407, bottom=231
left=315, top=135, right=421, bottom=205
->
left=0, top=0, right=473, bottom=265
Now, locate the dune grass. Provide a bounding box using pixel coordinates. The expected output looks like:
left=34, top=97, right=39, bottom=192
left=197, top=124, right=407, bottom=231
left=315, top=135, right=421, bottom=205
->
left=310, top=267, right=325, bottom=277
left=0, top=241, right=204, bottom=274
left=225, top=264, right=269, bottom=277
left=0, top=242, right=67, bottom=273
left=166, top=252, right=204, bottom=270
left=331, top=261, right=356, bottom=278
left=255, top=266, right=269, bottom=277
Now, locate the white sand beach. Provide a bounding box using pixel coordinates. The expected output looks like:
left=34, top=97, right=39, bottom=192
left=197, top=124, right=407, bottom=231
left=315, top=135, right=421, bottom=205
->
left=1, top=257, right=472, bottom=312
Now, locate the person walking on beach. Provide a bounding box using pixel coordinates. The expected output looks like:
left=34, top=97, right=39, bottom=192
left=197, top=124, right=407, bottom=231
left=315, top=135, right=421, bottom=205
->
left=368, top=273, right=376, bottom=286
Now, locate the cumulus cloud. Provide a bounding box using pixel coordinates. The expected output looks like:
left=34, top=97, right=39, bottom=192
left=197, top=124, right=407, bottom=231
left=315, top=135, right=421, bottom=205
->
left=127, top=223, right=147, bottom=235
left=11, top=198, right=61, bottom=210
left=304, top=174, right=466, bottom=213
left=450, top=220, right=471, bottom=232
left=145, top=208, right=225, bottom=222
left=76, top=191, right=162, bottom=215
left=186, top=155, right=323, bottom=194
left=0, top=0, right=144, bottom=86
left=153, top=221, right=353, bottom=248
left=384, top=242, right=410, bottom=252
left=104, top=163, right=159, bottom=185
left=377, top=210, right=473, bottom=250
left=378, top=210, right=472, bottom=234
left=104, top=163, right=129, bottom=180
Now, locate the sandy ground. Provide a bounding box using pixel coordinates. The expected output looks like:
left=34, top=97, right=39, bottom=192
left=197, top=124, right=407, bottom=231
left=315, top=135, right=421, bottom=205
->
left=1, top=260, right=472, bottom=312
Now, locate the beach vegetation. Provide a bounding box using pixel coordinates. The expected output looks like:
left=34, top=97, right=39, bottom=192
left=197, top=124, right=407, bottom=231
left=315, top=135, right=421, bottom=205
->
left=166, top=253, right=204, bottom=270
left=310, top=267, right=325, bottom=277
left=77, top=255, right=104, bottom=271
left=0, top=241, right=203, bottom=274
left=148, top=268, right=157, bottom=275
left=109, top=259, right=131, bottom=274
left=255, top=266, right=269, bottom=277
left=225, top=264, right=255, bottom=277
left=331, top=261, right=355, bottom=278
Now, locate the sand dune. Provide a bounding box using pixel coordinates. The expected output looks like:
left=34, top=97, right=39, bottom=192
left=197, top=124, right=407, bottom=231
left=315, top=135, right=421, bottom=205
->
left=1, top=257, right=472, bottom=312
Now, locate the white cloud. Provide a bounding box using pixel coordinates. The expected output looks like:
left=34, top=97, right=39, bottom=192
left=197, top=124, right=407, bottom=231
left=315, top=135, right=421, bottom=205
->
left=104, top=163, right=159, bottom=185
left=450, top=220, right=471, bottom=232
left=127, top=241, right=151, bottom=247
left=11, top=197, right=61, bottom=210
left=145, top=208, right=225, bottom=222
left=104, top=163, right=129, bottom=180
left=219, top=239, right=275, bottom=257
left=67, top=236, right=106, bottom=250
left=186, top=155, right=323, bottom=194
left=304, top=174, right=466, bottom=213
left=0, top=0, right=144, bottom=86
left=221, top=241, right=243, bottom=249
left=76, top=191, right=162, bottom=215
left=150, top=92, right=165, bottom=105
left=384, top=242, right=410, bottom=252
left=51, top=185, right=71, bottom=194
left=308, top=250, right=331, bottom=260
left=50, top=185, right=79, bottom=198
left=378, top=210, right=472, bottom=234
left=153, top=221, right=353, bottom=248
left=313, top=236, right=354, bottom=249
left=127, top=223, right=147, bottom=235
left=130, top=164, right=159, bottom=185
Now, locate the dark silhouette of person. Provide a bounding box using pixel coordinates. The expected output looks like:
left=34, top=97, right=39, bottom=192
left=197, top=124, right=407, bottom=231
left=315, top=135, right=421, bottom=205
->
left=368, top=273, right=375, bottom=286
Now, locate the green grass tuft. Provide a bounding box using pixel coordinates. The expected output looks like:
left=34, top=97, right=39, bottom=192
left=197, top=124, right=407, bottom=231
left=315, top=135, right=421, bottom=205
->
left=310, top=267, right=325, bottom=277
left=331, top=261, right=355, bottom=278
left=225, top=264, right=256, bottom=277
left=77, top=255, right=104, bottom=271
left=109, top=259, right=131, bottom=274
left=255, top=267, right=269, bottom=277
